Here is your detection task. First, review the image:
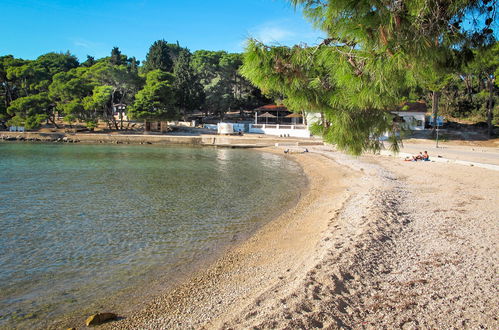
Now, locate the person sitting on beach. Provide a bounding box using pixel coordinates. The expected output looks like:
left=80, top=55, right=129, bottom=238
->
left=422, top=151, right=430, bottom=161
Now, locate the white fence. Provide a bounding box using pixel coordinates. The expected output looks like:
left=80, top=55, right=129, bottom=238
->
left=249, top=124, right=311, bottom=138
left=204, top=123, right=312, bottom=138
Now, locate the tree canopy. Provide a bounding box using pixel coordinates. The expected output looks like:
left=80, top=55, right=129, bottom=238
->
left=0, top=39, right=273, bottom=130
left=142, top=40, right=176, bottom=73
left=241, top=0, right=497, bottom=154
left=128, top=70, right=176, bottom=120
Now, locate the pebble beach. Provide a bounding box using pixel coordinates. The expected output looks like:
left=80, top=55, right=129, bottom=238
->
left=88, top=144, right=498, bottom=329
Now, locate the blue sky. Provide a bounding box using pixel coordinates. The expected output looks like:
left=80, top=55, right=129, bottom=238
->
left=0, top=0, right=326, bottom=62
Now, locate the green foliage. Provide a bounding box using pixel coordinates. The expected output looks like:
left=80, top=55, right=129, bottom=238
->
left=143, top=40, right=175, bottom=73
left=129, top=70, right=177, bottom=120
left=433, top=42, right=498, bottom=129
left=83, top=60, right=143, bottom=128
left=241, top=40, right=404, bottom=154
left=1, top=40, right=274, bottom=129
left=192, top=50, right=269, bottom=116
left=35, top=52, right=79, bottom=77
left=7, top=93, right=51, bottom=129
left=110, top=47, right=124, bottom=66
left=49, top=68, right=94, bottom=102
left=0, top=102, right=7, bottom=124
left=84, top=85, right=113, bottom=111
left=173, top=50, right=204, bottom=117
left=242, top=0, right=496, bottom=154
left=81, top=55, right=96, bottom=67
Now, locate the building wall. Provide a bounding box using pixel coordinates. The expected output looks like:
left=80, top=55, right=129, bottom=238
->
left=249, top=124, right=311, bottom=138
left=391, top=111, right=426, bottom=130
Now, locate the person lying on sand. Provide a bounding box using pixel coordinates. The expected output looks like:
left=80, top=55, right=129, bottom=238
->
left=404, top=151, right=430, bottom=162
left=405, top=153, right=421, bottom=161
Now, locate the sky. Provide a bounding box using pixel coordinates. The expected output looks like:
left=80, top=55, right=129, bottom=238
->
left=0, top=0, right=326, bottom=62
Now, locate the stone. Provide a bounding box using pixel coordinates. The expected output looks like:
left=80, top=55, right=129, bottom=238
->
left=85, top=312, right=118, bottom=326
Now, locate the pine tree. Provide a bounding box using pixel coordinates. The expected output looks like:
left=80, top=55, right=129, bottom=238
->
left=110, top=47, right=123, bottom=66
left=241, top=0, right=496, bottom=154
left=129, top=70, right=177, bottom=120
left=173, top=50, right=204, bottom=119
left=143, top=40, right=174, bottom=73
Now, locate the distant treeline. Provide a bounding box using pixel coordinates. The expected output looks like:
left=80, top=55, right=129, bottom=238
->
left=0, top=40, right=270, bottom=130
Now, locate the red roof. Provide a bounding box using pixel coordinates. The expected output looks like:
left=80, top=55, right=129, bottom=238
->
left=254, top=104, right=289, bottom=112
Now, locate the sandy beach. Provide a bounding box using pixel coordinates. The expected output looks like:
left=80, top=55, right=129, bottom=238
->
left=92, top=143, right=498, bottom=329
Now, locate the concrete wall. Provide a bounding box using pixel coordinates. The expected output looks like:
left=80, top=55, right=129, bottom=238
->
left=167, top=120, right=196, bottom=127
left=0, top=132, right=203, bottom=145
left=0, top=131, right=322, bottom=148
left=249, top=124, right=311, bottom=138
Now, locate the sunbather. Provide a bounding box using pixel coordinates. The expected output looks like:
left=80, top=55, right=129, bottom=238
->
left=404, top=152, right=426, bottom=162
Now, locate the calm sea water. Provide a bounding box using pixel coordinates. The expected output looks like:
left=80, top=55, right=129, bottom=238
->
left=0, top=143, right=305, bottom=328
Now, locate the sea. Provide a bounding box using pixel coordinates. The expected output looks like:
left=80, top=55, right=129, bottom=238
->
left=0, top=142, right=305, bottom=328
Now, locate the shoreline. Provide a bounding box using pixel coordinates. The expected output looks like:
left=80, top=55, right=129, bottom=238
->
left=100, top=145, right=497, bottom=329
left=5, top=140, right=497, bottom=328
left=0, top=145, right=307, bottom=330
left=0, top=131, right=323, bottom=148
left=58, top=149, right=309, bottom=330
left=91, top=147, right=358, bottom=329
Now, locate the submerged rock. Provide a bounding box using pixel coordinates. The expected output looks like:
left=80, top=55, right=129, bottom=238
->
left=85, top=312, right=118, bottom=326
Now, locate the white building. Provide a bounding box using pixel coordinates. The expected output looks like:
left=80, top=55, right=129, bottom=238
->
left=248, top=104, right=320, bottom=138
left=391, top=101, right=428, bottom=130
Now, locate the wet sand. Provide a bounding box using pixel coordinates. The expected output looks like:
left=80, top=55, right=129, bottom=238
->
left=98, top=145, right=498, bottom=329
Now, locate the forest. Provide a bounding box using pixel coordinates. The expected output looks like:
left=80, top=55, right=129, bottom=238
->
left=0, top=40, right=269, bottom=130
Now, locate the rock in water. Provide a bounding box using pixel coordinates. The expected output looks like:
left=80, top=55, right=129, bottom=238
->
left=85, top=312, right=118, bottom=326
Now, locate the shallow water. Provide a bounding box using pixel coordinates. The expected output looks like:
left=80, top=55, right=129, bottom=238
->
left=0, top=143, right=305, bottom=328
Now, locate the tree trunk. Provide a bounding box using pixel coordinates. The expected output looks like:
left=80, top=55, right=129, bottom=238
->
left=432, top=90, right=440, bottom=135
left=118, top=93, right=126, bottom=130
left=4, top=82, right=13, bottom=107
left=48, top=115, right=60, bottom=129
left=464, top=74, right=473, bottom=103
left=47, top=106, right=60, bottom=128
left=487, top=76, right=495, bottom=137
